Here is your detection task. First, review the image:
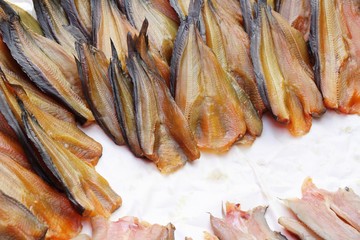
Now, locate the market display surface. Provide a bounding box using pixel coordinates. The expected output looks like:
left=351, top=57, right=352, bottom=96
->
left=0, top=0, right=360, bottom=239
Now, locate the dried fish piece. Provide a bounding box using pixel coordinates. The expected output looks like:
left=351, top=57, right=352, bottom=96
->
left=171, top=0, right=261, bottom=151
left=310, top=0, right=360, bottom=114
left=109, top=44, right=143, bottom=157
left=0, top=130, right=29, bottom=169
left=278, top=216, right=322, bottom=240
left=0, top=1, right=94, bottom=124
left=125, top=0, right=179, bottom=62
left=202, top=0, right=265, bottom=115
left=127, top=21, right=199, bottom=173
left=170, top=0, right=191, bottom=19
left=91, top=216, right=175, bottom=239
left=251, top=0, right=325, bottom=136
left=0, top=153, right=82, bottom=239
left=76, top=42, right=125, bottom=145
left=21, top=100, right=122, bottom=217
left=0, top=190, right=47, bottom=240
left=279, top=0, right=311, bottom=41
left=210, top=203, right=287, bottom=240
left=62, top=0, right=92, bottom=40
left=33, top=0, right=84, bottom=55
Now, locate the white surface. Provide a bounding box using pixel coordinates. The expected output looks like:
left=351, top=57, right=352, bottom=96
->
left=10, top=1, right=360, bottom=239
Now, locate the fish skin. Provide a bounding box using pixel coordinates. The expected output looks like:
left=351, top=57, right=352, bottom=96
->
left=310, top=0, right=360, bottom=114
left=0, top=153, right=82, bottom=239
left=278, top=216, right=322, bottom=240
left=170, top=0, right=191, bottom=19
left=126, top=21, right=199, bottom=173
left=76, top=42, right=125, bottom=146
left=0, top=190, right=48, bottom=240
left=251, top=0, right=325, bottom=136
left=0, top=1, right=94, bottom=124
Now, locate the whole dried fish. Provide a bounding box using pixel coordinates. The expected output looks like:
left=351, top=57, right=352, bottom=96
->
left=125, top=0, right=179, bottom=63
left=127, top=21, right=200, bottom=173
left=171, top=0, right=261, bottom=151
left=109, top=43, right=143, bottom=157
left=33, top=0, right=84, bottom=55
left=279, top=0, right=311, bottom=41
left=76, top=42, right=125, bottom=145
left=62, top=0, right=92, bottom=40
left=202, top=0, right=266, bottom=115
left=0, top=190, right=48, bottom=240
left=310, top=0, right=360, bottom=114
left=0, top=0, right=94, bottom=124
left=251, top=0, right=325, bottom=136
left=0, top=153, right=82, bottom=239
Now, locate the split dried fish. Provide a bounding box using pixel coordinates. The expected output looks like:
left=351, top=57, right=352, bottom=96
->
left=33, top=0, right=84, bottom=55
left=127, top=21, right=199, bottom=173
left=0, top=153, right=82, bottom=239
left=76, top=42, right=125, bottom=145
left=310, top=0, right=360, bottom=114
left=109, top=43, right=143, bottom=157
left=210, top=203, right=287, bottom=240
left=279, top=0, right=311, bottom=41
left=0, top=1, right=94, bottom=124
left=278, top=216, right=322, bottom=240
left=62, top=0, right=92, bottom=40
left=125, top=0, right=179, bottom=63
left=0, top=190, right=48, bottom=240
left=171, top=0, right=262, bottom=151
left=170, top=0, right=191, bottom=19
left=202, top=0, right=265, bottom=115
left=251, top=0, right=325, bottom=136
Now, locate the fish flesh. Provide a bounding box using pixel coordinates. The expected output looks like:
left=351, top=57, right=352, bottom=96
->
left=251, top=0, right=325, bottom=136
left=91, top=216, right=175, bottom=240
left=76, top=41, right=125, bottom=145
left=33, top=0, right=84, bottom=55
left=0, top=190, right=48, bottom=240
left=284, top=179, right=360, bottom=239
left=0, top=1, right=94, bottom=124
left=127, top=20, right=200, bottom=173
left=125, top=0, right=179, bottom=63
left=310, top=0, right=360, bottom=114
left=0, top=128, right=29, bottom=169
left=279, top=0, right=311, bottom=41
left=0, top=152, right=82, bottom=239
left=171, top=0, right=262, bottom=151
left=211, top=202, right=287, bottom=240
left=109, top=43, right=143, bottom=157
left=278, top=216, right=322, bottom=240
left=202, top=0, right=265, bottom=115
left=170, top=0, right=191, bottom=19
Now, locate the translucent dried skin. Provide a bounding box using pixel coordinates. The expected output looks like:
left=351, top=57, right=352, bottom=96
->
left=62, top=0, right=92, bottom=39
left=109, top=47, right=143, bottom=157
left=127, top=26, right=200, bottom=173
left=22, top=106, right=122, bottom=217
left=202, top=0, right=266, bottom=115
left=0, top=191, right=47, bottom=240
left=279, top=0, right=311, bottom=41
left=251, top=1, right=325, bottom=136
left=125, top=0, right=179, bottom=62
left=0, top=154, right=82, bottom=239
left=0, top=4, right=94, bottom=124
left=172, top=1, right=260, bottom=152
left=33, top=0, right=80, bottom=56
left=77, top=42, right=125, bottom=145
left=311, top=0, right=360, bottom=114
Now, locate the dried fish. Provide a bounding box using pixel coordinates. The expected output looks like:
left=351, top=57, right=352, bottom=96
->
left=127, top=21, right=200, bottom=173
left=109, top=43, right=143, bottom=157
left=251, top=0, right=325, bottom=136
left=125, top=0, right=179, bottom=62
left=0, top=190, right=48, bottom=240
left=310, top=0, right=360, bottom=114
left=76, top=42, right=125, bottom=145
left=278, top=216, right=322, bottom=240
left=0, top=153, right=82, bottom=239
left=202, top=0, right=265, bottom=115
left=0, top=0, right=94, bottom=124
left=33, top=0, right=84, bottom=55
left=279, top=0, right=311, bottom=41
left=170, top=0, right=191, bottom=19
left=62, top=0, right=92, bottom=40
left=0, top=129, right=29, bottom=169
left=171, top=0, right=261, bottom=151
